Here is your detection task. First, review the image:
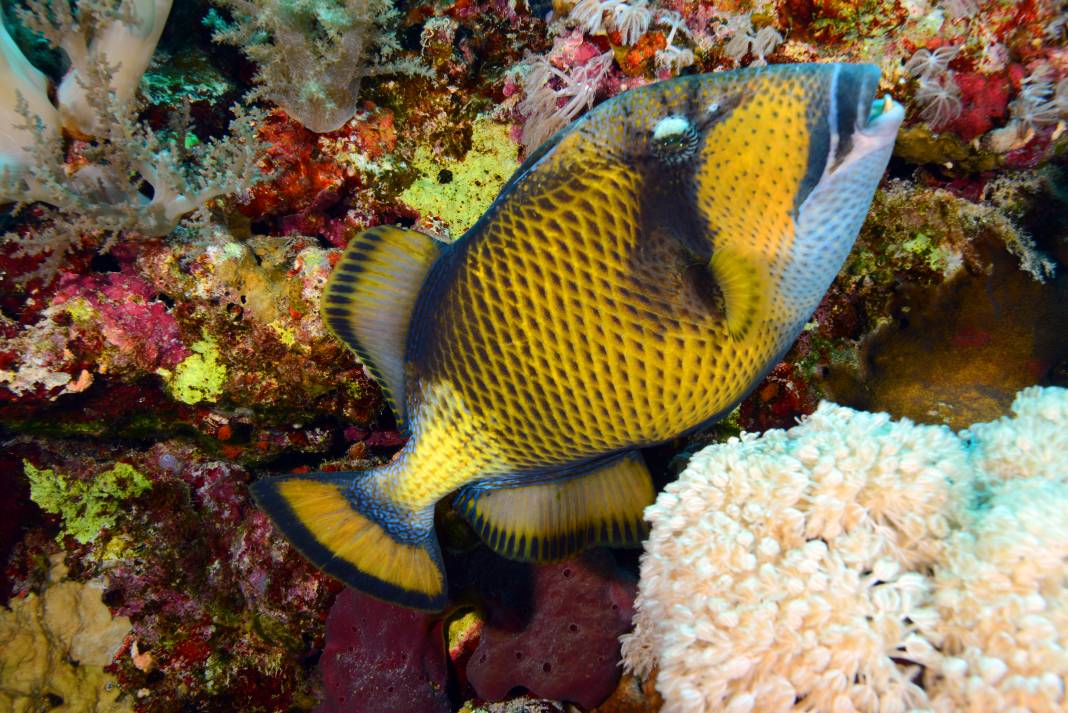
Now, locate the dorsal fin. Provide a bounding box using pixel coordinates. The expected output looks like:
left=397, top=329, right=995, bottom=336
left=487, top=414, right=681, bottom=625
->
left=321, top=226, right=442, bottom=427
left=454, top=452, right=654, bottom=562
left=708, top=246, right=770, bottom=342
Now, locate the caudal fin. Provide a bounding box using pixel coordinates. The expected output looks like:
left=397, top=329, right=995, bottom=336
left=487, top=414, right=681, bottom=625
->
left=250, top=471, right=447, bottom=611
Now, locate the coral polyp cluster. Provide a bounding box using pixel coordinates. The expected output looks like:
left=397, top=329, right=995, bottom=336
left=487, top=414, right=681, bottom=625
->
left=623, top=387, right=1068, bottom=713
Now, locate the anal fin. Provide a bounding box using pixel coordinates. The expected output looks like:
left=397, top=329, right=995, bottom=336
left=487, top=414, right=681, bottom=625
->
left=321, top=225, right=442, bottom=427
left=454, top=453, right=654, bottom=562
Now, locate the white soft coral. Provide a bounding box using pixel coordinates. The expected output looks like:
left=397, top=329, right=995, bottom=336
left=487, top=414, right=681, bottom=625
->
left=623, top=387, right=1068, bottom=713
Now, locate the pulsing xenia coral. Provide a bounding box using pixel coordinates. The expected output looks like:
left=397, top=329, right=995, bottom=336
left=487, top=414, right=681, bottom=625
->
left=0, top=0, right=267, bottom=283
left=517, top=47, right=614, bottom=149
left=721, top=13, right=782, bottom=68
left=209, top=0, right=430, bottom=133
left=1009, top=64, right=1066, bottom=130
left=623, top=387, right=1068, bottom=713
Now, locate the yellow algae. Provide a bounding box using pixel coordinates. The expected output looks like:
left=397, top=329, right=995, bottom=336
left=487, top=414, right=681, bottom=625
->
left=269, top=320, right=298, bottom=348
left=166, top=338, right=227, bottom=405
left=399, top=117, right=520, bottom=238
left=63, top=297, right=98, bottom=323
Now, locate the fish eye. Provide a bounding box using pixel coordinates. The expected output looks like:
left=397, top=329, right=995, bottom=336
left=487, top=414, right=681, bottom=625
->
left=649, top=115, right=699, bottom=164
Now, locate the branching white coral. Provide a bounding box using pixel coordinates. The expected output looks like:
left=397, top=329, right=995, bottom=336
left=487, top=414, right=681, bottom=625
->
left=0, top=5, right=266, bottom=283
left=210, top=0, right=430, bottom=133
left=0, top=14, right=60, bottom=203
left=19, top=0, right=172, bottom=136
left=623, top=387, right=1068, bottom=713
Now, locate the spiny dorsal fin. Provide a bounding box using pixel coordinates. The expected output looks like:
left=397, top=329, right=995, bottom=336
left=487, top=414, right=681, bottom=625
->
left=321, top=226, right=442, bottom=427
left=454, top=452, right=654, bottom=562
left=708, top=246, right=769, bottom=341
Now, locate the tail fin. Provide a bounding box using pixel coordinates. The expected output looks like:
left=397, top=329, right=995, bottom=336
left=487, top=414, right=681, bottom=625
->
left=250, top=471, right=447, bottom=611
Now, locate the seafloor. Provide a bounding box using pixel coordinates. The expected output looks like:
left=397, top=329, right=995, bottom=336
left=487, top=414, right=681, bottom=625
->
left=0, top=0, right=1066, bottom=712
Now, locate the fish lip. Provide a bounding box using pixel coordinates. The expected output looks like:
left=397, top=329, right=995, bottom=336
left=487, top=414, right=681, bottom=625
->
left=859, top=95, right=905, bottom=139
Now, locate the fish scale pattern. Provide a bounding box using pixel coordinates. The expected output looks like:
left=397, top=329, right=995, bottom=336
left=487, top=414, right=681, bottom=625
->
left=388, top=65, right=883, bottom=505
left=412, top=75, right=830, bottom=472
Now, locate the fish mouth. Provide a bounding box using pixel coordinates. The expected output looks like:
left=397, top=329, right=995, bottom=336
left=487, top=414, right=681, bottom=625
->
left=861, top=94, right=905, bottom=139
left=826, top=64, right=904, bottom=173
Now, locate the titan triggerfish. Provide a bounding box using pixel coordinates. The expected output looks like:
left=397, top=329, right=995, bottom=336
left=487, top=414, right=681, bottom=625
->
left=252, top=63, right=905, bottom=610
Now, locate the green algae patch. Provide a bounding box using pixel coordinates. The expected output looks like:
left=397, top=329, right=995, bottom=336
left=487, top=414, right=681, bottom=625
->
left=399, top=117, right=520, bottom=237
left=166, top=338, right=227, bottom=405
left=25, top=461, right=153, bottom=545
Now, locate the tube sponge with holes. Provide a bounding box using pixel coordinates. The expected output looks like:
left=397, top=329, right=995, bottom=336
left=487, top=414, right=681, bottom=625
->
left=622, top=386, right=1068, bottom=713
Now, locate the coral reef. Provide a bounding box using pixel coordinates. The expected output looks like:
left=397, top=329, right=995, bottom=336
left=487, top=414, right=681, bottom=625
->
left=623, top=386, right=1068, bottom=713
left=0, top=0, right=1066, bottom=709
left=8, top=438, right=339, bottom=711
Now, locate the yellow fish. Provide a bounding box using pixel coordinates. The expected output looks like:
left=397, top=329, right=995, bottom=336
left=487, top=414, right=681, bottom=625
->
left=252, top=63, right=904, bottom=610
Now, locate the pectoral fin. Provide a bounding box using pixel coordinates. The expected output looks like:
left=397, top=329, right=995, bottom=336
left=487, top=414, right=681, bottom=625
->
left=454, top=453, right=654, bottom=562
left=708, top=246, right=770, bottom=341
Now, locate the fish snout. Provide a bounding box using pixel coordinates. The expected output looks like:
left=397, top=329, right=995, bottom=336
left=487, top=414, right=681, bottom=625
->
left=831, top=64, right=905, bottom=171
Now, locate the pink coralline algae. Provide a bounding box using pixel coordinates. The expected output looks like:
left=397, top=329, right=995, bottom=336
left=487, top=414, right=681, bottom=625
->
left=318, top=588, right=450, bottom=713
left=466, top=551, right=637, bottom=710
left=51, top=270, right=190, bottom=374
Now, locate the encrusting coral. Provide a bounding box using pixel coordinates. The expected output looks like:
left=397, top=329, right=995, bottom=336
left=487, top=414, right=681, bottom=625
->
left=0, top=555, right=132, bottom=713
left=622, top=386, right=1068, bottom=713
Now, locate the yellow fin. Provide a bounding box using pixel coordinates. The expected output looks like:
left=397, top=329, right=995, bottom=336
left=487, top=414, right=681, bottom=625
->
left=708, top=246, right=769, bottom=341
left=454, top=453, right=654, bottom=562
left=251, top=472, right=447, bottom=611
left=321, top=226, right=442, bottom=427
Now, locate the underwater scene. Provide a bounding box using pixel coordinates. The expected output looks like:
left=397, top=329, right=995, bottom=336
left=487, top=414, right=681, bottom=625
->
left=1, top=0, right=1067, bottom=711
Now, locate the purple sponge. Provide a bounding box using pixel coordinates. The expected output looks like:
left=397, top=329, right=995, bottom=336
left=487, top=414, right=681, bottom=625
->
left=317, top=588, right=450, bottom=713
left=465, top=550, right=636, bottom=709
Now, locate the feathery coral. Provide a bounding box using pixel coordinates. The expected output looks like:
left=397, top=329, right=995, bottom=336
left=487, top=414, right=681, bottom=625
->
left=0, top=4, right=266, bottom=283
left=518, top=48, right=613, bottom=149
left=622, top=387, right=1068, bottom=713
left=209, top=0, right=429, bottom=133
